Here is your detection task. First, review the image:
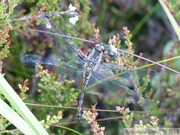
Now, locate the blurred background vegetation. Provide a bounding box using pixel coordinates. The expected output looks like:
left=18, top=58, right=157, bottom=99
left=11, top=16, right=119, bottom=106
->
left=1, top=0, right=180, bottom=134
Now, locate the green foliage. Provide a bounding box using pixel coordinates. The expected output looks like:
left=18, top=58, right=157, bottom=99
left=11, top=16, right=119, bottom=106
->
left=0, top=0, right=180, bottom=134
left=0, top=0, right=18, bottom=72
left=36, top=65, right=80, bottom=114
left=0, top=116, right=11, bottom=133
left=82, top=104, right=105, bottom=135
left=40, top=111, right=63, bottom=129
left=116, top=106, right=133, bottom=128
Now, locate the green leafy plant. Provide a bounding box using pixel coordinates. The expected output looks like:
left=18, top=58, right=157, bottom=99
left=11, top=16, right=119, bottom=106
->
left=1, top=0, right=180, bottom=134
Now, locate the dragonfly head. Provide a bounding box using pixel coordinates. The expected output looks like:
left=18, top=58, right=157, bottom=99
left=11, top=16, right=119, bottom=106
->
left=95, top=43, right=105, bottom=52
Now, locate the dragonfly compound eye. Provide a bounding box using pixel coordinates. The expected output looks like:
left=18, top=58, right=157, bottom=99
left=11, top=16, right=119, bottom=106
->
left=98, top=43, right=105, bottom=51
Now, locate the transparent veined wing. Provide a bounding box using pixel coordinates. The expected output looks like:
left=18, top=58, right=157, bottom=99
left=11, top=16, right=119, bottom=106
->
left=21, top=54, right=84, bottom=69
left=37, top=14, right=87, bottom=67
left=21, top=54, right=60, bottom=67
left=21, top=53, right=153, bottom=110
left=86, top=65, right=155, bottom=109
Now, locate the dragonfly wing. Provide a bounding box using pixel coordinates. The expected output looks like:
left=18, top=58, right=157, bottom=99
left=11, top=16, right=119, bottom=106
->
left=21, top=54, right=60, bottom=66
left=86, top=67, right=154, bottom=109
left=119, top=69, right=156, bottom=93
left=37, top=15, right=86, bottom=66
left=98, top=63, right=156, bottom=89
left=21, top=54, right=84, bottom=71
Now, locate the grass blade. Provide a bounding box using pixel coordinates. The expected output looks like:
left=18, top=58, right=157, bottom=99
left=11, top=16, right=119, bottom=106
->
left=159, top=0, right=180, bottom=41
left=0, top=74, right=48, bottom=135
left=0, top=99, right=36, bottom=134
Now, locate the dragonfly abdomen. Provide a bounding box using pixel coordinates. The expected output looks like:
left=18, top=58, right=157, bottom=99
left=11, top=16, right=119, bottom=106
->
left=77, top=90, right=85, bottom=121
left=77, top=46, right=104, bottom=121
left=77, top=62, right=94, bottom=121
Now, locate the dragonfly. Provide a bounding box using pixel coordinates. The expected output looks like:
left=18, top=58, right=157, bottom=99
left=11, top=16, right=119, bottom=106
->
left=21, top=14, right=155, bottom=121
